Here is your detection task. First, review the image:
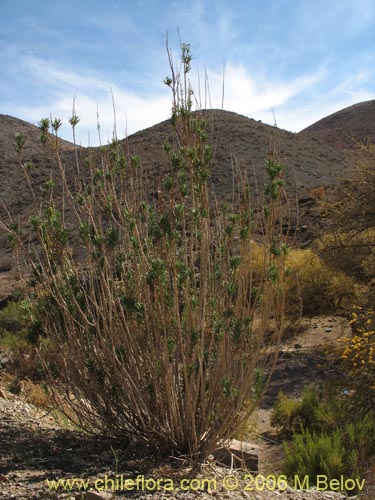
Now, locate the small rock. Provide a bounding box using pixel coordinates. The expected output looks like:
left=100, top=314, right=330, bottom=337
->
left=9, top=472, right=22, bottom=479
left=213, top=439, right=259, bottom=471
left=325, top=328, right=332, bottom=333
left=0, top=353, right=9, bottom=369
left=241, top=492, right=251, bottom=499
left=73, top=493, right=86, bottom=500
left=85, top=491, right=114, bottom=500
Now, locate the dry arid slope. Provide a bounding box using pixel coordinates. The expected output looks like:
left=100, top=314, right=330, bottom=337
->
left=122, top=108, right=353, bottom=194
left=299, top=99, right=375, bottom=149
left=0, top=115, right=78, bottom=219
left=0, top=107, right=358, bottom=218
left=0, top=100, right=374, bottom=296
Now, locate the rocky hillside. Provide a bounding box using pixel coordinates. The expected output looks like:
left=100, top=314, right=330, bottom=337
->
left=0, top=107, right=358, bottom=227
left=0, top=101, right=374, bottom=299
left=299, top=99, right=375, bottom=149
left=0, top=108, right=356, bottom=217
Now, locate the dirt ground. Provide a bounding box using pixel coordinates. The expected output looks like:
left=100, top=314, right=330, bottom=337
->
left=251, top=316, right=350, bottom=473
left=1, top=315, right=373, bottom=499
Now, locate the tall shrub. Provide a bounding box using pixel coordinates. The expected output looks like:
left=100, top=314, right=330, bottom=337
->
left=8, top=43, right=287, bottom=457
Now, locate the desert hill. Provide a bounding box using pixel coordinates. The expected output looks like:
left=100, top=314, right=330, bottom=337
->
left=0, top=106, right=360, bottom=212
left=0, top=102, right=374, bottom=280
left=299, top=99, right=375, bottom=149
left=124, top=109, right=352, bottom=195
left=0, top=115, right=78, bottom=214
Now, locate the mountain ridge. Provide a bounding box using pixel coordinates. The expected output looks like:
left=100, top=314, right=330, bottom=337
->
left=0, top=100, right=374, bottom=264
left=299, top=99, right=375, bottom=149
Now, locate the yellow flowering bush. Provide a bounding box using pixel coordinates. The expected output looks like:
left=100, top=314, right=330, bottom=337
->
left=342, top=307, right=375, bottom=407
left=247, top=246, right=359, bottom=317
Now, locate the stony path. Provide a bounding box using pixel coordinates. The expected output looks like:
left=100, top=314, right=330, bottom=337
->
left=0, top=318, right=366, bottom=499
left=0, top=382, right=352, bottom=500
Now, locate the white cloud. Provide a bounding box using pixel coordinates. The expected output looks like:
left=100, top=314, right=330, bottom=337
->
left=205, top=63, right=325, bottom=115
left=53, top=91, right=172, bottom=146
left=8, top=54, right=374, bottom=146
left=266, top=91, right=375, bottom=133
left=197, top=63, right=374, bottom=132
left=13, top=57, right=172, bottom=145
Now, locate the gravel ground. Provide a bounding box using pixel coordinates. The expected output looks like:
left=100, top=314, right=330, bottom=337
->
left=0, top=382, right=353, bottom=500
left=0, top=318, right=370, bottom=500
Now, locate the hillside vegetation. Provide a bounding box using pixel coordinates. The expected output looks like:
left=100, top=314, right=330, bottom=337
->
left=0, top=44, right=375, bottom=499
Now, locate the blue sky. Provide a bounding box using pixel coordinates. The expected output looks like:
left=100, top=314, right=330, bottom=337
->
left=1, top=0, right=374, bottom=145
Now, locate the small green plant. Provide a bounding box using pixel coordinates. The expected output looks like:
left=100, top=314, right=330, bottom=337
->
left=276, top=385, right=375, bottom=490
left=0, top=301, right=30, bottom=364
left=271, top=387, right=322, bottom=435
left=0, top=300, right=46, bottom=380
left=283, top=414, right=375, bottom=490
left=0, top=301, right=26, bottom=333
left=7, top=376, right=21, bottom=395
left=284, top=427, right=358, bottom=483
